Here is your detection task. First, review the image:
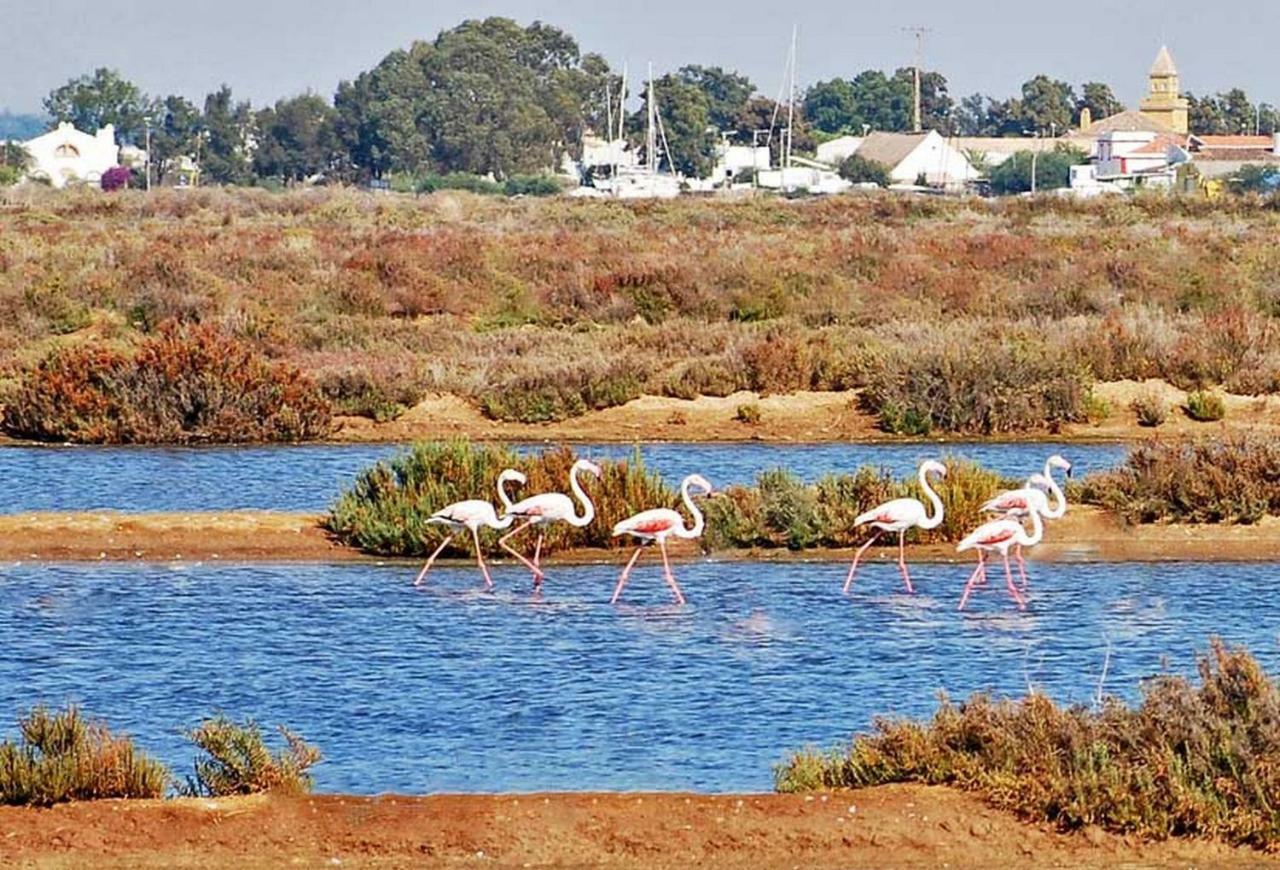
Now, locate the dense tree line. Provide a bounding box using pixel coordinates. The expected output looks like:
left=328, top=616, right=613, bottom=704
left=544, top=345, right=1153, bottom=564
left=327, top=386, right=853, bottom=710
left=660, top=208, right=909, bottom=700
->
left=27, top=17, right=1280, bottom=186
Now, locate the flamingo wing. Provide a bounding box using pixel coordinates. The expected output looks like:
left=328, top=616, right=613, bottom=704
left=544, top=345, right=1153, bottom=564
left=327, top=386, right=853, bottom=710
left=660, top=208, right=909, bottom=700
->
left=855, top=498, right=923, bottom=528
left=432, top=499, right=493, bottom=525
left=613, top=508, right=680, bottom=538
left=982, top=489, right=1031, bottom=513
left=505, top=492, right=572, bottom=521
left=958, top=518, right=1018, bottom=552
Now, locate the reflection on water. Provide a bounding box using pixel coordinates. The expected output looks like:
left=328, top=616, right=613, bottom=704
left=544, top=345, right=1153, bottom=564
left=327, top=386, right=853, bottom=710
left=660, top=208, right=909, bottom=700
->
left=0, top=558, right=1272, bottom=793
left=0, top=441, right=1125, bottom=513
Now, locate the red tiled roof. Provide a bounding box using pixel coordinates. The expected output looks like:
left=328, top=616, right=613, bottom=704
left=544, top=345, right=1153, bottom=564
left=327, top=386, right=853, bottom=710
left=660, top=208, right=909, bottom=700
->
left=1194, top=135, right=1273, bottom=148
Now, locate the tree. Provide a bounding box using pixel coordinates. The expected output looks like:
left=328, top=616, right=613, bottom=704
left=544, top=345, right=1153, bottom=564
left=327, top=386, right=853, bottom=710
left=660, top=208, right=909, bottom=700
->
left=1016, top=75, right=1075, bottom=134
left=892, top=68, right=953, bottom=132
left=1229, top=164, right=1280, bottom=194
left=200, top=85, right=254, bottom=185
left=988, top=144, right=1087, bottom=195
left=44, top=68, right=151, bottom=143
left=734, top=96, right=815, bottom=163
left=100, top=165, right=132, bottom=191
left=631, top=74, right=715, bottom=177
left=1078, top=82, right=1123, bottom=121
left=677, top=65, right=754, bottom=133
left=0, top=111, right=45, bottom=141
left=335, top=18, right=611, bottom=178
left=803, top=78, right=857, bottom=134
left=149, top=95, right=202, bottom=182
left=838, top=154, right=889, bottom=186
left=0, top=142, right=30, bottom=186
left=253, top=93, right=340, bottom=182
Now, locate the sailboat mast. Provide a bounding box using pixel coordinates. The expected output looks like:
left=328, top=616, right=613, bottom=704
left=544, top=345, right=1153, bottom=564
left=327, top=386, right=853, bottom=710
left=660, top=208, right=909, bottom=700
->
left=785, top=24, right=797, bottom=170
left=647, top=63, right=657, bottom=174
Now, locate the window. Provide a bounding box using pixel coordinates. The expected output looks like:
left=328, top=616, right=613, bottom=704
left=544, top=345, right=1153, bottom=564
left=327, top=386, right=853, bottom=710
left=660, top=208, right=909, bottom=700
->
left=54, top=143, right=80, bottom=159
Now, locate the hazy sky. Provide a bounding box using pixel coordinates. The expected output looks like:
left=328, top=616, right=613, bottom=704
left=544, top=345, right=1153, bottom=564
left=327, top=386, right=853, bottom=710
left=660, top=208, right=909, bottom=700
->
left=2, top=1, right=1276, bottom=113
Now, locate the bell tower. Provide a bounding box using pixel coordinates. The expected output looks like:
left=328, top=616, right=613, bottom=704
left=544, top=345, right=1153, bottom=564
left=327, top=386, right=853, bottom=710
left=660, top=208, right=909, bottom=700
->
left=1139, top=45, right=1189, bottom=133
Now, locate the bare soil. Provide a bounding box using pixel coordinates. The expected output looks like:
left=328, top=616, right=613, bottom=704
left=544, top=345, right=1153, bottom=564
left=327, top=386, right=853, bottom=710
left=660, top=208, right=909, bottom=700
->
left=329, top=381, right=1280, bottom=444
left=0, top=786, right=1271, bottom=869
left=3, top=507, right=1280, bottom=565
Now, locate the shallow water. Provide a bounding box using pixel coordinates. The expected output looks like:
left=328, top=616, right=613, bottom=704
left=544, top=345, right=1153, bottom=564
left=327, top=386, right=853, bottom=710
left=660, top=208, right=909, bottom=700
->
left=0, top=558, right=1273, bottom=794
left=0, top=441, right=1124, bottom=513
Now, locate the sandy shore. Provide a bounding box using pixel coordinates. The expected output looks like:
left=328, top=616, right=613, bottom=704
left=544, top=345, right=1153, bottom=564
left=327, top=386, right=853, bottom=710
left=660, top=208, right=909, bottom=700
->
left=325, top=380, right=1280, bottom=444
left=2, top=506, right=1279, bottom=564
left=0, top=785, right=1269, bottom=868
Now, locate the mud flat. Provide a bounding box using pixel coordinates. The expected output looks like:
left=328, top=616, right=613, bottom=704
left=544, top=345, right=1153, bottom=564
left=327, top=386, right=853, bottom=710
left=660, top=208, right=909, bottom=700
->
left=2, top=507, right=1279, bottom=564
left=328, top=381, right=1280, bottom=444
left=0, top=785, right=1268, bottom=869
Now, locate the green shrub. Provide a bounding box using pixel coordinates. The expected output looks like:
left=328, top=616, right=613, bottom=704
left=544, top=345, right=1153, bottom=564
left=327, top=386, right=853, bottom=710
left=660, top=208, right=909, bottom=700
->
left=478, top=360, right=643, bottom=422
left=326, top=441, right=674, bottom=556
left=1, top=322, right=331, bottom=444
left=838, top=155, right=890, bottom=187
left=661, top=357, right=744, bottom=400
left=862, top=338, right=1089, bottom=435
left=704, top=460, right=1014, bottom=550
left=735, top=402, right=762, bottom=425
left=504, top=174, right=563, bottom=197
left=1076, top=434, right=1280, bottom=523
left=0, top=706, right=169, bottom=806
left=185, top=716, right=320, bottom=797
left=775, top=640, right=1280, bottom=850
left=1131, top=390, right=1169, bottom=427
left=418, top=173, right=503, bottom=195
left=1184, top=390, right=1226, bottom=422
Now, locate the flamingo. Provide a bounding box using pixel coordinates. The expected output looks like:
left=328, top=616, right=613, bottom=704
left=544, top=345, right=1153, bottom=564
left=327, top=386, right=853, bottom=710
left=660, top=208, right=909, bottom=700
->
left=843, top=460, right=947, bottom=594
left=499, top=459, right=602, bottom=589
left=956, top=505, right=1044, bottom=611
left=610, top=473, right=713, bottom=606
left=414, top=468, right=527, bottom=588
left=980, top=454, right=1071, bottom=586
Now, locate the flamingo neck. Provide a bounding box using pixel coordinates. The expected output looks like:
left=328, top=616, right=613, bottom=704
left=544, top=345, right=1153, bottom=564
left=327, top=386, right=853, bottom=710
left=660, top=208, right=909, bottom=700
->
left=496, top=473, right=520, bottom=513
left=1021, top=507, right=1044, bottom=547
left=1041, top=464, right=1067, bottom=520
left=918, top=467, right=945, bottom=530
left=567, top=464, right=596, bottom=527
left=675, top=477, right=705, bottom=539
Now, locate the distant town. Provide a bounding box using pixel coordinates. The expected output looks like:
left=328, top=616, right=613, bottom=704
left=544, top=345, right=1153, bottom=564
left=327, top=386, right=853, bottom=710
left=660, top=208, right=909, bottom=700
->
left=1, top=18, right=1277, bottom=198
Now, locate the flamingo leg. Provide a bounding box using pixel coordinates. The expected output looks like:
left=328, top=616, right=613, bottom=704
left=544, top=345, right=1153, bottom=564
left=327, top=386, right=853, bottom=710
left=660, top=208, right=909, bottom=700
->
left=1002, top=552, right=1026, bottom=610
left=843, top=531, right=880, bottom=594
left=414, top=532, right=455, bottom=586
left=958, top=553, right=985, bottom=611
left=611, top=545, right=644, bottom=604
left=1014, top=545, right=1030, bottom=591
left=471, top=526, right=493, bottom=589
left=659, top=538, right=686, bottom=605
left=897, top=529, right=914, bottom=594
left=531, top=532, right=546, bottom=591
left=498, top=520, right=545, bottom=583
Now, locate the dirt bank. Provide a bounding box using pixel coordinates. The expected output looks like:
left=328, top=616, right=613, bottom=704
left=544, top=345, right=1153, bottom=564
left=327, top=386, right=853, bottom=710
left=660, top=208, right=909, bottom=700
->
left=0, top=785, right=1268, bottom=869
left=3, top=507, right=1280, bottom=564
left=328, top=380, right=1280, bottom=444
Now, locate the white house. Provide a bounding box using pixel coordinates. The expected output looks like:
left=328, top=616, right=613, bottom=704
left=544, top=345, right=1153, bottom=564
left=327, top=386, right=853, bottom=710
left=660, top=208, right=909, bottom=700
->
left=815, top=135, right=864, bottom=166
left=952, top=136, right=1061, bottom=169
left=22, top=122, right=121, bottom=188
left=1069, top=129, right=1187, bottom=194
left=853, top=131, right=979, bottom=189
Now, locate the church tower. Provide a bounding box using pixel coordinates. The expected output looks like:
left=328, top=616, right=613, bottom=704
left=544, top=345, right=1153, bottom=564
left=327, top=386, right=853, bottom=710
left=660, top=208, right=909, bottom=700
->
left=1139, top=45, right=1189, bottom=134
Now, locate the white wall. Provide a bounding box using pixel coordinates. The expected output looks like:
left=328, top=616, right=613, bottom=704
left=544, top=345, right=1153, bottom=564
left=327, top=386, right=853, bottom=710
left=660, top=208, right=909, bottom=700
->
left=892, top=132, right=979, bottom=187
left=24, top=122, right=120, bottom=188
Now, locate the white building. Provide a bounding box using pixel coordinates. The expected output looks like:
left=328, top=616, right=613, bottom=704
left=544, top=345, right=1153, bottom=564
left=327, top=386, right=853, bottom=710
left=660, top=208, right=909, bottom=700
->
left=22, top=122, right=121, bottom=188
left=815, top=135, right=864, bottom=166
left=852, top=131, right=979, bottom=189
left=952, top=136, right=1061, bottom=169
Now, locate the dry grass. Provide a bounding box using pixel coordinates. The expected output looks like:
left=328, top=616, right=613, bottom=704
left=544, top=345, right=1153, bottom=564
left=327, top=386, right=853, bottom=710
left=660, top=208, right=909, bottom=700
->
left=775, top=640, right=1280, bottom=850
left=4, top=189, right=1280, bottom=437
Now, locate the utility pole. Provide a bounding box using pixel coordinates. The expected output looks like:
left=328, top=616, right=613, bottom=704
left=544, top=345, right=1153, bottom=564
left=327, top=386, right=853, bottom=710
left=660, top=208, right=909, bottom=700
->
left=144, top=117, right=152, bottom=191
left=903, top=27, right=931, bottom=133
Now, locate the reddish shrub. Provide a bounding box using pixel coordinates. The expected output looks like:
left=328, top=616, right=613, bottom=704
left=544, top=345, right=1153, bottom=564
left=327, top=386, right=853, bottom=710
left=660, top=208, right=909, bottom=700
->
left=2, top=323, right=330, bottom=443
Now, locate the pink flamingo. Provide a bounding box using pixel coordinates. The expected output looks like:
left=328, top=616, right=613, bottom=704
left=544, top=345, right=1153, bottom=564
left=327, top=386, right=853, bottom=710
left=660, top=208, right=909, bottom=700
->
left=414, top=469, right=527, bottom=588
left=843, top=460, right=947, bottom=594
left=980, top=454, right=1071, bottom=587
left=499, top=459, right=602, bottom=589
left=610, top=473, right=713, bottom=606
left=956, top=504, right=1044, bottom=611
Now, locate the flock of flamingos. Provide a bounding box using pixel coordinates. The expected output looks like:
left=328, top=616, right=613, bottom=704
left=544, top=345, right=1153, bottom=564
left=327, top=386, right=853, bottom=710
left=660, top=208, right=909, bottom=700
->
left=415, top=454, right=1073, bottom=611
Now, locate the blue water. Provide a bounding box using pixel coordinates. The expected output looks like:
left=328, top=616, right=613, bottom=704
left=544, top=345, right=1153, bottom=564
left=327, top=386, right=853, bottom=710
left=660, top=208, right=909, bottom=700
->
left=0, top=441, right=1125, bottom=514
left=1, top=559, right=1274, bottom=794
